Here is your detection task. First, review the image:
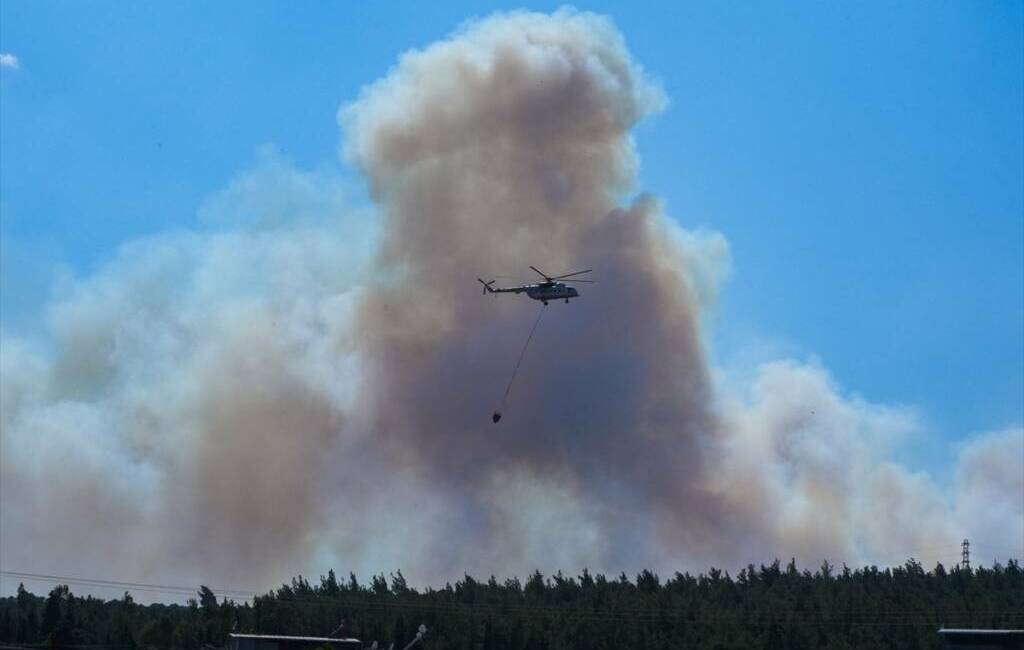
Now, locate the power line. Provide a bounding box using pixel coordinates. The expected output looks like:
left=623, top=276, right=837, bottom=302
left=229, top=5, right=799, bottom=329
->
left=6, top=572, right=1018, bottom=627
left=0, top=571, right=256, bottom=600
left=3, top=560, right=1021, bottom=627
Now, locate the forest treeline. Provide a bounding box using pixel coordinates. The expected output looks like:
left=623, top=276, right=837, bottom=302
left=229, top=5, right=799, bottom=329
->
left=2, top=559, right=1022, bottom=649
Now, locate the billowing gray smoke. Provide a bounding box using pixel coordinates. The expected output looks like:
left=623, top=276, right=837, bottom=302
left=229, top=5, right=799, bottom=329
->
left=343, top=11, right=739, bottom=573
left=1, top=10, right=1021, bottom=596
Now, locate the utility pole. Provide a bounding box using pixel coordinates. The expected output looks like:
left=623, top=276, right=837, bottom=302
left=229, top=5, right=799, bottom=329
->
left=961, top=538, right=971, bottom=571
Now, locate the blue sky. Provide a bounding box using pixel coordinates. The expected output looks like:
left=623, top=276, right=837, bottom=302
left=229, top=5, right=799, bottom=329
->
left=2, top=1, right=1021, bottom=475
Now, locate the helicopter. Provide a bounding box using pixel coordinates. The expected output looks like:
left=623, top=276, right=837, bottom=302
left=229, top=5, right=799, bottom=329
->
left=477, top=266, right=593, bottom=305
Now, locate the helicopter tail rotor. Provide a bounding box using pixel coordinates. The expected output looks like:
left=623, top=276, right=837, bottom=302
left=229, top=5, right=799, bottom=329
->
left=477, top=278, right=496, bottom=295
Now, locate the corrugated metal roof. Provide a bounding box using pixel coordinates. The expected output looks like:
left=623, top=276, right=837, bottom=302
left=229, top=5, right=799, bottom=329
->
left=229, top=633, right=361, bottom=642
left=937, top=629, right=1024, bottom=635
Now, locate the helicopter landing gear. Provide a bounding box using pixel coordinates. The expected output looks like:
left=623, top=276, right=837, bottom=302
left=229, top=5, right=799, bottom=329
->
left=542, top=300, right=548, bottom=306
left=565, top=299, right=569, bottom=303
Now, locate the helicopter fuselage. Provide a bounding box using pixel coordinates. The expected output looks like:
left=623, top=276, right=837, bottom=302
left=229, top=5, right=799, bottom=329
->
left=486, top=281, right=578, bottom=304
left=525, top=282, right=578, bottom=303
left=478, top=267, right=589, bottom=304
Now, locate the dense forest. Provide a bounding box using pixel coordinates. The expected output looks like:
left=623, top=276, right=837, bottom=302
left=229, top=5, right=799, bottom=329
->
left=1, top=559, right=1022, bottom=649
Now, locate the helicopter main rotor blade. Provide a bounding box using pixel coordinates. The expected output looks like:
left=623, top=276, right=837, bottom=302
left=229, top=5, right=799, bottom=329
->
left=529, top=265, right=553, bottom=281
left=561, top=279, right=595, bottom=283
left=551, top=269, right=593, bottom=280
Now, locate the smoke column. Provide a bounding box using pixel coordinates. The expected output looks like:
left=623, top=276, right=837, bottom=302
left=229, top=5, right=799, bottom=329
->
left=343, top=10, right=739, bottom=574
left=1, top=10, right=1021, bottom=595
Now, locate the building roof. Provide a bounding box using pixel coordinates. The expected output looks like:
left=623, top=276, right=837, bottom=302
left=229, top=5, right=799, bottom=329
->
left=229, top=633, right=361, bottom=643
left=937, top=629, right=1024, bottom=635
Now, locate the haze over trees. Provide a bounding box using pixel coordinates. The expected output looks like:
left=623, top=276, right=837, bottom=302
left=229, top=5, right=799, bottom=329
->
left=2, top=559, right=1022, bottom=649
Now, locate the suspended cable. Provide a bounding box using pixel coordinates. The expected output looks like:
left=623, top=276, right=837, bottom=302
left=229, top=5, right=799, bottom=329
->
left=493, top=305, right=546, bottom=423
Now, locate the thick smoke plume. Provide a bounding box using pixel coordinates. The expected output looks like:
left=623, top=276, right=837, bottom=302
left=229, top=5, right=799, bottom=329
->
left=1, top=10, right=1021, bottom=596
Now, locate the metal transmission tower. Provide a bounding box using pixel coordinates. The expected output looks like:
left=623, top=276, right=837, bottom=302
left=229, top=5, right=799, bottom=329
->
left=961, top=538, right=971, bottom=571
